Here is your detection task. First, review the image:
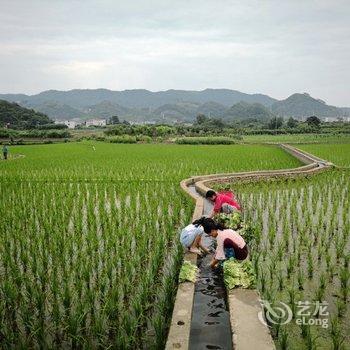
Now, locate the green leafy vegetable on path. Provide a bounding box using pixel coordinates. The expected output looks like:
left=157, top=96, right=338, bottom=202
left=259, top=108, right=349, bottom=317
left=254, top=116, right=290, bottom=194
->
left=179, top=261, right=198, bottom=283
left=223, top=259, right=256, bottom=289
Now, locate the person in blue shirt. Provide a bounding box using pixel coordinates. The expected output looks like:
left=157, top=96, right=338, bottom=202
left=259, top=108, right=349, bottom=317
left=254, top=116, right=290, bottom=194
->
left=2, top=144, right=8, bottom=160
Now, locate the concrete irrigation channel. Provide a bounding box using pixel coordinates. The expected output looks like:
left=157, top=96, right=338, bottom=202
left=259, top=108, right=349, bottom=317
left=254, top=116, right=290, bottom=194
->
left=165, top=144, right=334, bottom=350
left=188, top=186, right=232, bottom=350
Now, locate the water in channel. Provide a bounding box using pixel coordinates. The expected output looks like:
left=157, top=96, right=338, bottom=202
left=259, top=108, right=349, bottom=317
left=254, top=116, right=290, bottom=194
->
left=188, top=186, right=233, bottom=350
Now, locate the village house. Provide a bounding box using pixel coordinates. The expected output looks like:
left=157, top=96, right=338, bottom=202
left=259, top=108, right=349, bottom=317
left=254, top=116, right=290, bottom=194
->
left=85, top=119, right=107, bottom=127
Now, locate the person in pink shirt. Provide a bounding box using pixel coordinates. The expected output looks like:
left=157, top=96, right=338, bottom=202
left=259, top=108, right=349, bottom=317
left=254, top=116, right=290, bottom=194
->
left=202, top=218, right=248, bottom=268
left=205, top=190, right=241, bottom=218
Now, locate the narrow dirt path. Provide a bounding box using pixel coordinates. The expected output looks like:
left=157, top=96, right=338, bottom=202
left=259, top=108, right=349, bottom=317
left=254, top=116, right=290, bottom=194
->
left=1, top=154, right=25, bottom=161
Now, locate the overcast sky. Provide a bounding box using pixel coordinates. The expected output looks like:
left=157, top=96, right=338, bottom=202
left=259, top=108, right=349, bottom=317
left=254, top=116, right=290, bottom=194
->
left=0, top=0, right=349, bottom=105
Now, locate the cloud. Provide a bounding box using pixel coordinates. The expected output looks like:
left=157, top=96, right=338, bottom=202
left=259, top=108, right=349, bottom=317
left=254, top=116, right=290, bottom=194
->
left=45, top=61, right=111, bottom=74
left=0, top=0, right=349, bottom=105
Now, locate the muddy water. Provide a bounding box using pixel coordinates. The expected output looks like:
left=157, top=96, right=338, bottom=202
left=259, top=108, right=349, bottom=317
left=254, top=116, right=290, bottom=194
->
left=188, top=186, right=232, bottom=350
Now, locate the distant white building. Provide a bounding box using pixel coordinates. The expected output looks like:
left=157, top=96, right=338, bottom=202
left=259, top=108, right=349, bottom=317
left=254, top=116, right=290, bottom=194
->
left=54, top=120, right=78, bottom=129
left=85, top=119, right=107, bottom=127
left=64, top=120, right=78, bottom=129
left=324, top=117, right=349, bottom=123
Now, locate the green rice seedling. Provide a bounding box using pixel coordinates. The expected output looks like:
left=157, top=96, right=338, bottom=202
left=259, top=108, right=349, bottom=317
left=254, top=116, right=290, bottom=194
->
left=287, top=287, right=298, bottom=318
left=297, top=269, right=305, bottom=291
left=319, top=232, right=326, bottom=250
left=252, top=253, right=260, bottom=277
left=300, top=322, right=310, bottom=339
left=278, top=271, right=284, bottom=291
left=344, top=224, right=350, bottom=241
left=305, top=329, right=319, bottom=350
left=279, top=327, right=289, bottom=350
left=267, top=275, right=274, bottom=291
left=339, top=267, right=349, bottom=302
left=330, top=317, right=345, bottom=350
left=268, top=228, right=277, bottom=249
left=314, top=285, right=326, bottom=305
left=271, top=322, right=281, bottom=339
left=260, top=274, right=267, bottom=294
left=317, top=244, right=324, bottom=263
left=336, top=299, right=346, bottom=318
left=307, top=252, right=314, bottom=279
left=325, top=251, right=332, bottom=271
left=329, top=264, right=336, bottom=282
left=268, top=263, right=274, bottom=282
left=277, top=242, right=284, bottom=261
left=299, top=229, right=306, bottom=248
left=336, top=239, right=346, bottom=262
left=286, top=256, right=296, bottom=279
left=262, top=248, right=268, bottom=262
left=296, top=246, right=302, bottom=267
left=319, top=273, right=326, bottom=292
left=263, top=288, right=276, bottom=307
left=254, top=227, right=262, bottom=247
left=282, top=229, right=290, bottom=252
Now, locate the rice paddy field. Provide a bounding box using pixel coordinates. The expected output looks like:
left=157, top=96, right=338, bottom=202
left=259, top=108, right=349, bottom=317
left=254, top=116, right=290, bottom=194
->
left=243, top=134, right=350, bottom=144
left=0, top=142, right=301, bottom=349
left=223, top=146, right=350, bottom=350
left=299, top=143, right=350, bottom=167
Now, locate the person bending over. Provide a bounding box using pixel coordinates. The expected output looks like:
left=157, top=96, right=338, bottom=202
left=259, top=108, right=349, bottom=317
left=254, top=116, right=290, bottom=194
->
left=205, top=190, right=241, bottom=218
left=180, top=217, right=210, bottom=255
left=202, top=218, right=248, bottom=268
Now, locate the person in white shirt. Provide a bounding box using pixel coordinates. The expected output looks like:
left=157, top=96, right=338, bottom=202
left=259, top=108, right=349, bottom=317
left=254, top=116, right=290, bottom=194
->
left=180, top=217, right=210, bottom=255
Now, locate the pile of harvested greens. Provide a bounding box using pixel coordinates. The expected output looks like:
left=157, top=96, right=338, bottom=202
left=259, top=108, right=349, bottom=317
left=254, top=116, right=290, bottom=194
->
left=217, top=212, right=257, bottom=245
left=179, top=261, right=198, bottom=283
left=223, top=259, right=255, bottom=289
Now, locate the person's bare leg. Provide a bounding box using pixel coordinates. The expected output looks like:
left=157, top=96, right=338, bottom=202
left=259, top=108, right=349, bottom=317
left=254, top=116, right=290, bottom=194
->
left=198, top=237, right=210, bottom=254
left=189, top=235, right=202, bottom=254
left=191, top=235, right=201, bottom=249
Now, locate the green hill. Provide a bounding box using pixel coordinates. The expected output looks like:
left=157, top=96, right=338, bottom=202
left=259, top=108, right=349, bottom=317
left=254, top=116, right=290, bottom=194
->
left=271, top=93, right=345, bottom=117
left=0, top=99, right=52, bottom=128
left=196, top=101, right=227, bottom=118
left=24, top=101, right=84, bottom=120
left=85, top=101, right=131, bottom=119
left=223, top=101, right=274, bottom=121
left=153, top=102, right=200, bottom=122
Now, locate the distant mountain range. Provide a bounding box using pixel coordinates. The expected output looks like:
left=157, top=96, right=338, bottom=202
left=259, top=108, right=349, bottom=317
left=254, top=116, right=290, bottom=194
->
left=0, top=89, right=348, bottom=123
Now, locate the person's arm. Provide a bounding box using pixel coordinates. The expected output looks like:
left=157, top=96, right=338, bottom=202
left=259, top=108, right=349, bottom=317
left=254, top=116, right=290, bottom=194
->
left=210, top=233, right=225, bottom=268
left=193, top=234, right=210, bottom=254
left=210, top=258, right=219, bottom=268
left=209, top=195, right=223, bottom=218
left=199, top=242, right=210, bottom=254
left=212, top=195, right=222, bottom=213
left=231, top=199, right=241, bottom=211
